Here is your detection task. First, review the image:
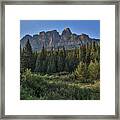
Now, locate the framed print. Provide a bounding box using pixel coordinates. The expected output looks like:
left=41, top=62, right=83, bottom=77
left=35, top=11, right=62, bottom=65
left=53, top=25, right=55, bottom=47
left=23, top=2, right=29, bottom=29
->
left=0, top=0, right=119, bottom=119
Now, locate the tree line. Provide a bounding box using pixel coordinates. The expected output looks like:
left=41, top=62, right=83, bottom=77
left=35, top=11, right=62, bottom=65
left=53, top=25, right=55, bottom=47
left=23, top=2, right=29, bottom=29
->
left=20, top=39, right=100, bottom=81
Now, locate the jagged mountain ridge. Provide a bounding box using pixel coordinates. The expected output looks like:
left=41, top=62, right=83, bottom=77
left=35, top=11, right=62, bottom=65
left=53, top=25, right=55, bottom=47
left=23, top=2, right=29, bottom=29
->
left=20, top=28, right=100, bottom=51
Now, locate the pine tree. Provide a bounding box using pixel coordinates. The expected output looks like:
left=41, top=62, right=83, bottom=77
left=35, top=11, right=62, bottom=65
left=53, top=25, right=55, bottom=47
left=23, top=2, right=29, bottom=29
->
left=34, top=46, right=47, bottom=73
left=64, top=52, right=70, bottom=72
left=54, top=50, right=59, bottom=72
left=47, top=49, right=56, bottom=73
left=74, top=62, right=87, bottom=81
left=88, top=60, right=100, bottom=81
left=78, top=46, right=81, bottom=61
left=70, top=48, right=79, bottom=71
left=47, top=59, right=56, bottom=73
left=96, top=43, right=100, bottom=63
left=85, top=43, right=91, bottom=66
left=20, top=39, right=34, bottom=72
left=80, top=45, right=86, bottom=63
left=90, top=41, right=98, bottom=62
left=20, top=46, right=24, bottom=73
left=64, top=51, right=74, bottom=72
left=57, top=47, right=66, bottom=72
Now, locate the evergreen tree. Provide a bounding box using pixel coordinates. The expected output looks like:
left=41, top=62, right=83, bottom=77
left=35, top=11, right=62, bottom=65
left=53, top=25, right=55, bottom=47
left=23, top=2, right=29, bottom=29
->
left=80, top=45, right=86, bottom=63
left=96, top=43, right=100, bottom=63
left=54, top=50, right=59, bottom=72
left=78, top=46, right=81, bottom=61
left=64, top=52, right=70, bottom=72
left=47, top=49, right=56, bottom=73
left=90, top=41, right=98, bottom=62
left=64, top=51, right=74, bottom=72
left=20, top=39, right=34, bottom=72
left=20, top=46, right=24, bottom=73
left=88, top=60, right=100, bottom=80
left=85, top=43, right=91, bottom=66
left=72, top=48, right=79, bottom=70
left=34, top=46, right=47, bottom=73
left=74, top=62, right=87, bottom=81
left=57, top=47, right=66, bottom=72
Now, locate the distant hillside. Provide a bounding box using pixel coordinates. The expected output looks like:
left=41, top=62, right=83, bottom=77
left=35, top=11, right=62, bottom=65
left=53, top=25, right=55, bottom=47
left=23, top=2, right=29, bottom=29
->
left=20, top=28, right=100, bottom=51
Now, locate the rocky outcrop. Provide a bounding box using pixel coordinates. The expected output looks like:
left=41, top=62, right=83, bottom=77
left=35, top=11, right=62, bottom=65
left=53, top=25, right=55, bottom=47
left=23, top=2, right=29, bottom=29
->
left=61, top=28, right=72, bottom=41
left=20, top=28, right=100, bottom=51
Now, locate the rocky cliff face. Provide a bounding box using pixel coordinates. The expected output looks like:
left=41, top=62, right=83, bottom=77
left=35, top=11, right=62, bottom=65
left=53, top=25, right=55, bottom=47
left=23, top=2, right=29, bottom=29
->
left=20, top=28, right=100, bottom=51
left=61, top=28, right=72, bottom=41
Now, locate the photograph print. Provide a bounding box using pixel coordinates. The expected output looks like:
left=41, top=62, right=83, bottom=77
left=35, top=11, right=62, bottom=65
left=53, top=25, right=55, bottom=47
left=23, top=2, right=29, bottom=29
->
left=20, top=20, right=100, bottom=100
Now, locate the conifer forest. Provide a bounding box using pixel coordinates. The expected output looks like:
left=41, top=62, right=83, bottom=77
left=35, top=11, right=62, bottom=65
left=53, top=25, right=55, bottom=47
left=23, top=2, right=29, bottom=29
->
left=20, top=37, right=100, bottom=100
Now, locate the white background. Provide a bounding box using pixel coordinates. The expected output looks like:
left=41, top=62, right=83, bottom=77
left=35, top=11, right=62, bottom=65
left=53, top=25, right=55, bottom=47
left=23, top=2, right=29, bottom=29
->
left=5, top=5, right=115, bottom=115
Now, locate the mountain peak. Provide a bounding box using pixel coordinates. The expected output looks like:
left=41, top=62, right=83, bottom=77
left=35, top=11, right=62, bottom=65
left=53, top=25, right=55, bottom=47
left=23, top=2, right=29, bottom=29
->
left=62, top=28, right=72, bottom=36
left=39, top=31, right=45, bottom=35
left=64, top=28, right=71, bottom=32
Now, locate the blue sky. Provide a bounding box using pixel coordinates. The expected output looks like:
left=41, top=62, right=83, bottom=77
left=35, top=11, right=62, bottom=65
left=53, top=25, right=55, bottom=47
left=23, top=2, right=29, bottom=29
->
left=20, top=20, right=100, bottom=39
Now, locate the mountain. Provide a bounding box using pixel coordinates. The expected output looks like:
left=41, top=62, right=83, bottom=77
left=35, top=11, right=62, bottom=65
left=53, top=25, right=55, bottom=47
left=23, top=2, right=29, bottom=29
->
left=20, top=28, right=100, bottom=51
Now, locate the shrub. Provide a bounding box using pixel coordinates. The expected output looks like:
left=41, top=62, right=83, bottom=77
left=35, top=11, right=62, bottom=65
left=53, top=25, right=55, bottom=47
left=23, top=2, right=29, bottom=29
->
left=20, top=72, right=100, bottom=100
left=21, top=68, right=32, bottom=80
